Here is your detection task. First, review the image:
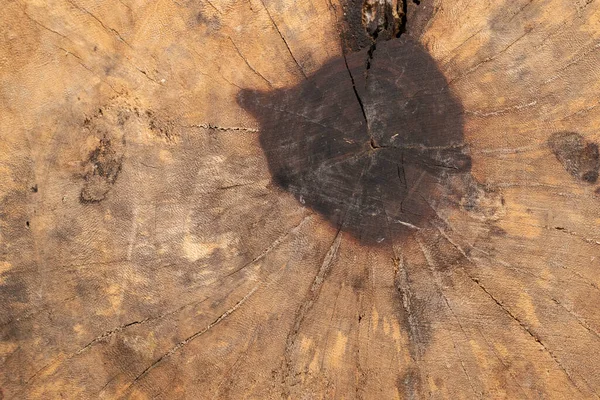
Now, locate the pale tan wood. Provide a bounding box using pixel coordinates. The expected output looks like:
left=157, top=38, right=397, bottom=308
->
left=1, top=0, right=600, bottom=399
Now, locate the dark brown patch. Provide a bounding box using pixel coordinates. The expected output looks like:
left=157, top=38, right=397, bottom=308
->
left=238, top=37, right=475, bottom=245
left=0, top=278, right=29, bottom=321
left=548, top=131, right=600, bottom=184
left=460, top=178, right=506, bottom=221
left=117, top=109, right=131, bottom=126
left=80, top=138, right=123, bottom=203
left=196, top=10, right=221, bottom=32
left=397, top=366, right=423, bottom=400
left=145, top=110, right=176, bottom=142
left=489, top=225, right=508, bottom=236
left=351, top=273, right=367, bottom=292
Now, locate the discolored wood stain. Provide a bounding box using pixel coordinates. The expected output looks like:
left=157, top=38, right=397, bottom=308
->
left=239, top=36, right=475, bottom=245
left=548, top=131, right=600, bottom=184
left=80, top=137, right=124, bottom=203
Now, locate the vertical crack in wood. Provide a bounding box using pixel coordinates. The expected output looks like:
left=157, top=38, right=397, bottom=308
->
left=342, top=53, right=371, bottom=146
left=258, top=0, right=307, bottom=79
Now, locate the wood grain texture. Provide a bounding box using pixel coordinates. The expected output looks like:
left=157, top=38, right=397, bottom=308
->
left=1, top=0, right=600, bottom=398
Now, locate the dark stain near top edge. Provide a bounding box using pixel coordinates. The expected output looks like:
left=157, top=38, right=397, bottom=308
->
left=548, top=131, right=600, bottom=184
left=234, top=0, right=492, bottom=246
left=238, top=34, right=476, bottom=245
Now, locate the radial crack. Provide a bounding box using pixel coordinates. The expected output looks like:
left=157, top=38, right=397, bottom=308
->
left=229, top=37, right=273, bottom=87
left=258, top=0, right=307, bottom=79
left=469, top=276, right=588, bottom=396
left=343, top=53, right=376, bottom=149
left=123, top=286, right=259, bottom=393
left=281, top=227, right=343, bottom=392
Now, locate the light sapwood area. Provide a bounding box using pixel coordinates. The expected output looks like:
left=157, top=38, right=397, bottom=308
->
left=2, top=0, right=600, bottom=398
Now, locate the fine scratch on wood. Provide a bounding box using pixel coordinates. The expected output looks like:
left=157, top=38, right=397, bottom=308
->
left=464, top=100, right=539, bottom=118
left=441, top=26, right=486, bottom=66
left=205, top=0, right=222, bottom=14
left=475, top=325, right=530, bottom=398
left=54, top=45, right=120, bottom=94
left=257, top=0, right=307, bottom=79
left=21, top=10, right=73, bottom=43
left=23, top=296, right=213, bottom=387
left=550, top=297, right=600, bottom=341
left=448, top=30, right=530, bottom=85
left=65, top=0, right=132, bottom=48
left=123, top=285, right=259, bottom=394
left=75, top=319, right=149, bottom=355
left=251, top=103, right=348, bottom=136
left=543, top=40, right=600, bottom=85
left=468, top=275, right=594, bottom=398
left=224, top=214, right=312, bottom=278
left=228, top=37, right=274, bottom=87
